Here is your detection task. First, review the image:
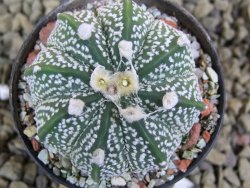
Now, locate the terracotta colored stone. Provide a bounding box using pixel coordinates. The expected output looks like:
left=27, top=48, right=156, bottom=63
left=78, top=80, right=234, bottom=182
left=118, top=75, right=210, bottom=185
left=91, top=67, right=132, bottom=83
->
left=166, top=169, right=175, bottom=175
left=138, top=181, right=147, bottom=188
left=202, top=130, right=211, bottom=143
left=162, top=19, right=177, bottom=28
left=182, top=123, right=201, bottom=150
left=199, top=84, right=204, bottom=94
left=31, top=138, right=41, bottom=152
left=27, top=51, right=39, bottom=65
left=39, top=21, right=56, bottom=45
left=201, top=99, right=214, bottom=118
left=174, top=159, right=192, bottom=173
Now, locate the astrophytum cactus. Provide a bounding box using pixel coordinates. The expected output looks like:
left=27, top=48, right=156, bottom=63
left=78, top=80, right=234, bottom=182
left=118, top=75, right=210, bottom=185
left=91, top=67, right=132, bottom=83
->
left=24, top=0, right=205, bottom=183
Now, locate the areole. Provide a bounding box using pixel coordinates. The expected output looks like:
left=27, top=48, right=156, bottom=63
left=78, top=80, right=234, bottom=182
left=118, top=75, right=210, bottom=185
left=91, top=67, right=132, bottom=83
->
left=10, top=0, right=225, bottom=187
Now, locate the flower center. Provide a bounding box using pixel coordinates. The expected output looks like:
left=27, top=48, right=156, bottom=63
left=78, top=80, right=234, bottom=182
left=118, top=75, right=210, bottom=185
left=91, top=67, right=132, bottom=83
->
left=122, top=79, right=130, bottom=87
left=99, top=79, right=105, bottom=85
left=90, top=66, right=139, bottom=100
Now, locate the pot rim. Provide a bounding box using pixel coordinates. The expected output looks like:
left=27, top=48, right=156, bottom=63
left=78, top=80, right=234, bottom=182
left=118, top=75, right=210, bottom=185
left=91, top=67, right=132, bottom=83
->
left=9, top=0, right=226, bottom=187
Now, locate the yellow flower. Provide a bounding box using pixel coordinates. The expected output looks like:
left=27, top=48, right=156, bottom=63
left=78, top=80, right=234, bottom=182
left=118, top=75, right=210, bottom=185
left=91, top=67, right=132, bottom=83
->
left=90, top=66, right=111, bottom=92
left=114, top=71, right=139, bottom=96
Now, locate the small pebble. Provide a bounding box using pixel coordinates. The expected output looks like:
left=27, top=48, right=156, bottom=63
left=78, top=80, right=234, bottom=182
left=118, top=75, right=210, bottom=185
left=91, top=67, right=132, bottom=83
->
left=122, top=172, right=131, bottom=181
left=194, top=0, right=213, bottom=18
left=66, top=176, right=77, bottom=185
left=111, top=176, right=126, bottom=186
left=0, top=84, right=9, bottom=100
left=206, top=149, right=226, bottom=166
left=196, top=138, right=206, bottom=149
left=147, top=179, right=156, bottom=188
left=86, top=177, right=95, bottom=186
left=206, top=67, right=219, bottom=83
left=37, top=149, right=49, bottom=165
left=238, top=158, right=250, bottom=181
left=23, top=162, right=37, bottom=185
left=23, top=126, right=37, bottom=138
left=0, top=177, right=8, bottom=188
left=224, top=168, right=240, bottom=187
left=173, top=178, right=194, bottom=188
left=52, top=167, right=60, bottom=176
left=61, top=157, right=72, bottom=169
left=79, top=177, right=86, bottom=187
left=36, top=175, right=48, bottom=188
left=99, top=180, right=106, bottom=188
left=9, top=181, right=28, bottom=188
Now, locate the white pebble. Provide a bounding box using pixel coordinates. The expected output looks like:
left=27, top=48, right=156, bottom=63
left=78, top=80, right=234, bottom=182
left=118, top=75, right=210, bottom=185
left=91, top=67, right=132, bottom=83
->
left=86, top=177, right=95, bottom=185
left=68, top=98, right=85, bottom=116
left=79, top=177, right=86, bottom=187
left=99, top=180, right=107, bottom=188
left=38, top=149, right=49, bottom=165
left=67, top=176, right=77, bottom=184
left=195, top=68, right=204, bottom=79
left=23, top=126, right=37, bottom=138
left=173, top=178, right=194, bottom=188
left=0, top=84, right=9, bottom=101
left=122, top=173, right=132, bottom=181
left=111, top=176, right=126, bottom=186
left=167, top=175, right=175, bottom=181
left=206, top=67, right=219, bottom=83
left=86, top=3, right=94, bottom=10
left=202, top=72, right=209, bottom=80
left=23, top=93, right=33, bottom=107
left=148, top=179, right=156, bottom=188
left=78, top=23, right=94, bottom=40
left=191, top=49, right=200, bottom=59
left=190, top=40, right=200, bottom=50
left=129, top=182, right=140, bottom=188
left=177, top=31, right=191, bottom=47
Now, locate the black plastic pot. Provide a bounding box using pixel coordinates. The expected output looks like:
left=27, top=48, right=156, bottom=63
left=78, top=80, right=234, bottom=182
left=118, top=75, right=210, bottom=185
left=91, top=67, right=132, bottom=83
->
left=10, top=0, right=226, bottom=187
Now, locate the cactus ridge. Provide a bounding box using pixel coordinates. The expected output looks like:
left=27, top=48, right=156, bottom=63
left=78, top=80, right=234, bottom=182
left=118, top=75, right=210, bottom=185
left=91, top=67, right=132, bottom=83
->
left=24, top=0, right=204, bottom=182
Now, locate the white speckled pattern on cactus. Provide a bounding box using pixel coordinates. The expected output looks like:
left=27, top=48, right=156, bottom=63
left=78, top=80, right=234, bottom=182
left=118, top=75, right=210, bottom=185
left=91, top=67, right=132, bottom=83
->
left=24, top=0, right=204, bottom=182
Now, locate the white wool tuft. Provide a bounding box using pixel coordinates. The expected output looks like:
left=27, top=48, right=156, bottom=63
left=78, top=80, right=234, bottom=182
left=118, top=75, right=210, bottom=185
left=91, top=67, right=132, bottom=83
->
left=120, top=106, right=147, bottom=123
left=92, top=148, right=105, bottom=166
left=118, top=40, right=133, bottom=60
left=162, top=92, right=178, bottom=110
left=0, top=84, right=9, bottom=101
left=68, top=98, right=85, bottom=116
left=111, top=176, right=126, bottom=186
left=78, top=23, right=94, bottom=40
left=33, top=65, right=41, bottom=73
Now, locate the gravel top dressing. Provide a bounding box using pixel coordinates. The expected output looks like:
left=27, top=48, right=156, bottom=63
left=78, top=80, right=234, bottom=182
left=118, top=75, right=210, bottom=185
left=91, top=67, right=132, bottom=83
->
left=18, top=0, right=220, bottom=187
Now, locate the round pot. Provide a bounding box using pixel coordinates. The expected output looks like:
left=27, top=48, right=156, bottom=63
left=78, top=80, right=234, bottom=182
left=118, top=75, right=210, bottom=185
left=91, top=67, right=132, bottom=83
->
left=10, top=0, right=226, bottom=187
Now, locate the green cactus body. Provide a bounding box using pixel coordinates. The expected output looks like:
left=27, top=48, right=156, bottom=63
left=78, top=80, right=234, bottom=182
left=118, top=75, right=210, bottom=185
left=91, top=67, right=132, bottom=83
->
left=24, top=0, right=205, bottom=183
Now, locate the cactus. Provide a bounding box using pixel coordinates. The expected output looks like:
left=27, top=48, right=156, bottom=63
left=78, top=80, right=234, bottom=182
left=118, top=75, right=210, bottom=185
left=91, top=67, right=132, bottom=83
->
left=24, top=0, right=205, bottom=183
